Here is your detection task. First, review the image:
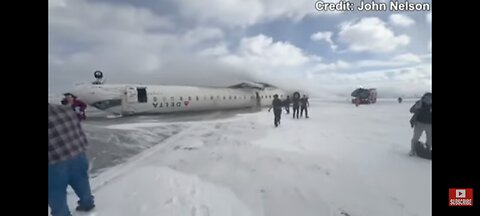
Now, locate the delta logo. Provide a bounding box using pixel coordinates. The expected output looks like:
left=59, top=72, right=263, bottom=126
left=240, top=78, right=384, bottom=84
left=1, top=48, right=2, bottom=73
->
left=449, top=188, right=473, bottom=206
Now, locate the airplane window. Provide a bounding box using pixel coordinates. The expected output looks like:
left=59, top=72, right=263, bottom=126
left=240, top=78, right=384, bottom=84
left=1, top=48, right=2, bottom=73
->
left=91, top=99, right=122, bottom=110
left=217, top=96, right=220, bottom=100
left=180, top=96, right=183, bottom=101
left=204, top=96, right=207, bottom=100
left=223, top=96, right=226, bottom=100
left=196, top=96, right=199, bottom=101
left=188, top=96, right=192, bottom=101
left=162, top=97, right=167, bottom=101
left=244, top=96, right=246, bottom=99
left=234, top=96, right=237, bottom=100
left=210, top=96, right=214, bottom=100
left=229, top=96, right=232, bottom=100
left=269, top=95, right=272, bottom=98
left=170, top=97, right=174, bottom=101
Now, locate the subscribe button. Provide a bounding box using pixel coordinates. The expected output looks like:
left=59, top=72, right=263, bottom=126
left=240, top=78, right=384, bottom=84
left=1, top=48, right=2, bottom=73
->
left=449, top=188, right=473, bottom=206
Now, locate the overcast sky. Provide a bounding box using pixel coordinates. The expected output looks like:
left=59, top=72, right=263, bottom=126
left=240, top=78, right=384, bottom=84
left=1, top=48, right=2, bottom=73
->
left=49, top=0, right=431, bottom=97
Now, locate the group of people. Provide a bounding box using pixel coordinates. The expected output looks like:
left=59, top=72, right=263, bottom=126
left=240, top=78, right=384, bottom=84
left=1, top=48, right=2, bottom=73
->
left=49, top=94, right=93, bottom=216
left=269, top=91, right=432, bottom=158
left=269, top=92, right=309, bottom=127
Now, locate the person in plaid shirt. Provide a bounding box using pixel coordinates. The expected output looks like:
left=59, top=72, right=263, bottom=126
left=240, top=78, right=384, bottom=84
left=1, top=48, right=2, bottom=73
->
left=48, top=104, right=95, bottom=216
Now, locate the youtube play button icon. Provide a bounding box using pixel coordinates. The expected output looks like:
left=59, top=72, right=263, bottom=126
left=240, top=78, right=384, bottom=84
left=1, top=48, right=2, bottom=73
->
left=456, top=189, right=466, bottom=198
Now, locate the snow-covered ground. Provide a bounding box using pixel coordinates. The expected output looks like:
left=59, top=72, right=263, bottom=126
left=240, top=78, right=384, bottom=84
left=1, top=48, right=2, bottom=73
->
left=62, top=99, right=430, bottom=216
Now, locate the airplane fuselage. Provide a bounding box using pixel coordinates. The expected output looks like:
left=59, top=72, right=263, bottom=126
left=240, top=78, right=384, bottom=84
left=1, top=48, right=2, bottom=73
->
left=70, top=83, right=289, bottom=115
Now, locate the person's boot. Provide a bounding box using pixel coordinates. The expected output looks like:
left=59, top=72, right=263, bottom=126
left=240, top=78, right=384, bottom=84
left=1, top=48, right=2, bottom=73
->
left=76, top=203, right=95, bottom=212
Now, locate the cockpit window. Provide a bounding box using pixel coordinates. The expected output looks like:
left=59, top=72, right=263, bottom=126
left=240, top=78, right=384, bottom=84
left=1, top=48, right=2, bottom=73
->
left=91, top=99, right=122, bottom=110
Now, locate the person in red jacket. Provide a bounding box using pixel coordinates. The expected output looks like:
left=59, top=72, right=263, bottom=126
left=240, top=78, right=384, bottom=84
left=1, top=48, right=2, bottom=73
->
left=63, top=93, right=87, bottom=121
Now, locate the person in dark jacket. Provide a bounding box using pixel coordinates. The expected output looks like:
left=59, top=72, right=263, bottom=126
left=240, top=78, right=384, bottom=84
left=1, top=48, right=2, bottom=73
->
left=283, top=96, right=291, bottom=114
left=409, top=92, right=432, bottom=156
left=398, top=97, right=403, bottom=103
left=49, top=104, right=95, bottom=216
left=300, top=95, right=309, bottom=118
left=268, top=94, right=283, bottom=127
left=64, top=93, right=87, bottom=121
left=292, top=92, right=300, bottom=119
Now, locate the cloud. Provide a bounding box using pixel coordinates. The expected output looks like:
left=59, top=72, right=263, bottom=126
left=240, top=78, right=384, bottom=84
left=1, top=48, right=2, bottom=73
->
left=307, top=60, right=351, bottom=75
left=176, top=0, right=339, bottom=27
left=392, top=53, right=421, bottom=63
left=389, top=14, right=415, bottom=27
left=426, top=12, right=432, bottom=24
left=183, top=27, right=224, bottom=45
left=305, top=52, right=428, bottom=78
left=176, top=0, right=262, bottom=27
left=219, top=34, right=313, bottom=69
left=338, top=17, right=410, bottom=53
left=198, top=43, right=229, bottom=57
left=197, top=34, right=325, bottom=91
left=310, top=31, right=338, bottom=51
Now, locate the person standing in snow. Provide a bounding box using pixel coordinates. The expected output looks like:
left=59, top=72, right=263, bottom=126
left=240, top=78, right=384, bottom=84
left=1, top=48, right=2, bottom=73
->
left=292, top=92, right=300, bottom=119
left=300, top=95, right=309, bottom=118
left=63, top=93, right=88, bottom=121
left=409, top=92, right=432, bottom=156
left=268, top=94, right=283, bottom=127
left=49, top=104, right=95, bottom=216
left=283, top=95, right=291, bottom=114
